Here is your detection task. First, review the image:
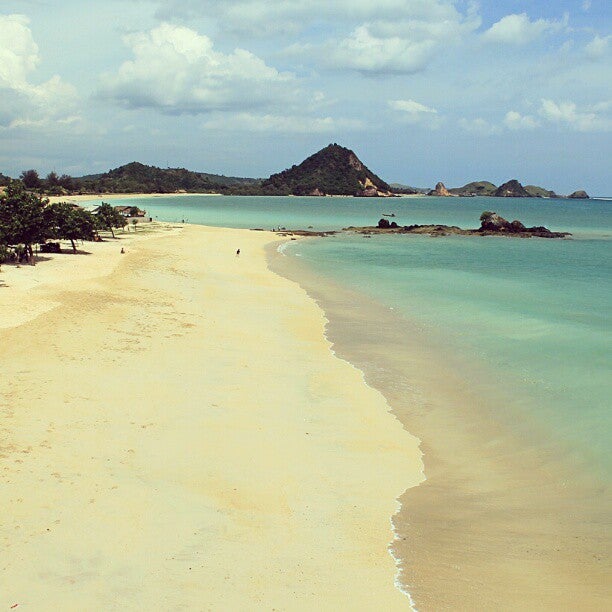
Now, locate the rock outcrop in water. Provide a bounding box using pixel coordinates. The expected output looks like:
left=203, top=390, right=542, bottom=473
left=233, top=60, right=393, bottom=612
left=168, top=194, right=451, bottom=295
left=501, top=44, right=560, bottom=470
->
left=568, top=190, right=590, bottom=199
left=342, top=211, right=570, bottom=239
left=427, top=182, right=453, bottom=197
left=494, top=180, right=530, bottom=198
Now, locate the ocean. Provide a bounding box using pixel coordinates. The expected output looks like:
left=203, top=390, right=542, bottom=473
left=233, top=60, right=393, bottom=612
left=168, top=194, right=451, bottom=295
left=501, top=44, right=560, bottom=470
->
left=106, top=193, right=611, bottom=607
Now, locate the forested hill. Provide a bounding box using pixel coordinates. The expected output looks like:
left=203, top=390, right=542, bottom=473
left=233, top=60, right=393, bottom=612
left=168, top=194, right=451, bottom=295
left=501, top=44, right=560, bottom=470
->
left=75, top=162, right=260, bottom=194
left=260, top=144, right=392, bottom=196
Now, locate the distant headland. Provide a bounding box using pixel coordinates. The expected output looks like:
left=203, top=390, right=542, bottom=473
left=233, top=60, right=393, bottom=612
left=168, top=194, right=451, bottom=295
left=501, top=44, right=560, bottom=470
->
left=1, top=143, right=588, bottom=199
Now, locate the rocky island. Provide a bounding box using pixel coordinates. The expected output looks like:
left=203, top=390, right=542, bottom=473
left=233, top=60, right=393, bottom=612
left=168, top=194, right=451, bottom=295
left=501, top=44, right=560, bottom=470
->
left=427, top=182, right=454, bottom=197
left=343, top=211, right=571, bottom=239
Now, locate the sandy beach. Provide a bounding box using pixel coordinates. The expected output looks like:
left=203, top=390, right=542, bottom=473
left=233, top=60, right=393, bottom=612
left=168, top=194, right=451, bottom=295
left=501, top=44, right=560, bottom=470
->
left=46, top=193, right=222, bottom=205
left=0, top=224, right=422, bottom=609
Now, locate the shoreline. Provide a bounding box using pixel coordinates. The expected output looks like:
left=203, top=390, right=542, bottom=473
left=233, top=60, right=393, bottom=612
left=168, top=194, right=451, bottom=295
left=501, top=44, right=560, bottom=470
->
left=0, top=223, right=422, bottom=608
left=269, top=239, right=611, bottom=610
left=46, top=192, right=223, bottom=205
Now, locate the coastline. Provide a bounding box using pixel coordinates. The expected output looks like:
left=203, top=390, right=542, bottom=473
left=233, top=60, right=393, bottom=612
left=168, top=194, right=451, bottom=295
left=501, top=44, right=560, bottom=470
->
left=46, top=192, right=223, bottom=205
left=269, top=241, right=611, bottom=610
left=0, top=224, right=422, bottom=608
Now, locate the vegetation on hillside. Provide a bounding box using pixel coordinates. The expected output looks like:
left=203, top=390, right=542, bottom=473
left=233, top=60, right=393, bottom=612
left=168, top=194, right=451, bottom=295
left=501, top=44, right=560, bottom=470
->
left=260, top=144, right=391, bottom=196
left=524, top=185, right=558, bottom=198
left=449, top=181, right=497, bottom=196
left=1, top=146, right=585, bottom=198
left=75, top=162, right=260, bottom=194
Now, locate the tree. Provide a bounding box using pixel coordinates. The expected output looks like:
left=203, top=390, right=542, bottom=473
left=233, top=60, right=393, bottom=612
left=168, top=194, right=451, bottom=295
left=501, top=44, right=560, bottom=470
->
left=58, top=174, right=75, bottom=191
left=20, top=169, right=41, bottom=189
left=44, top=171, right=64, bottom=195
left=45, top=202, right=95, bottom=252
left=94, top=202, right=125, bottom=238
left=46, top=171, right=60, bottom=187
left=0, top=180, right=48, bottom=263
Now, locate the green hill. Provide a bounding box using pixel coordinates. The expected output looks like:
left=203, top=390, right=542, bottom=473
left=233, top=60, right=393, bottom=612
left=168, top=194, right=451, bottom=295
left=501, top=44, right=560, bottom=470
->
left=449, top=181, right=497, bottom=196
left=524, top=185, right=559, bottom=198
left=74, top=162, right=260, bottom=194
left=260, top=144, right=391, bottom=196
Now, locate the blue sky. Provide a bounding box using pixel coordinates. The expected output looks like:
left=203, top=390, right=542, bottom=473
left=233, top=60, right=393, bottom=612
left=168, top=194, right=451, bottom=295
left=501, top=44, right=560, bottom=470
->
left=0, top=0, right=610, bottom=193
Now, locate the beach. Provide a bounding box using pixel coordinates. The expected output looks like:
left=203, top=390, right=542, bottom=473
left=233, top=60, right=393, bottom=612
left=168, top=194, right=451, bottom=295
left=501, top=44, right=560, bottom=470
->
left=45, top=193, right=223, bottom=205
left=0, top=224, right=422, bottom=609
left=272, top=242, right=611, bottom=610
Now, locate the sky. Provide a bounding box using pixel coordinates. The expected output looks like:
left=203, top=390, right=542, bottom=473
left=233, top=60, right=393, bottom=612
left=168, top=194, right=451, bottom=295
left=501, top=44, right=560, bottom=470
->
left=0, top=0, right=610, bottom=194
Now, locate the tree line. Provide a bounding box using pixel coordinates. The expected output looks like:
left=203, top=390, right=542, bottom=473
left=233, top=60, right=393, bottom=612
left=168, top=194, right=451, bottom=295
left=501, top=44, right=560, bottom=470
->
left=0, top=181, right=127, bottom=266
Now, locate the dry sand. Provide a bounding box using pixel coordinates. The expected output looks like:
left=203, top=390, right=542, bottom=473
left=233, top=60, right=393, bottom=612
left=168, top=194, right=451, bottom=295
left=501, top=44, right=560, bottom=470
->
left=0, top=224, right=423, bottom=609
left=46, top=193, right=221, bottom=205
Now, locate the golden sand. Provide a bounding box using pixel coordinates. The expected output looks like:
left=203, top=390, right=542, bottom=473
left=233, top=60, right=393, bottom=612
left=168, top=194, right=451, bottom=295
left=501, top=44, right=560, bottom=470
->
left=0, top=225, right=422, bottom=609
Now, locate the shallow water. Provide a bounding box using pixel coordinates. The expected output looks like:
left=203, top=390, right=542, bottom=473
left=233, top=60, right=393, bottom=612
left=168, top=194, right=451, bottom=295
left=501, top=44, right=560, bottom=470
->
left=124, top=194, right=611, bottom=480
left=114, top=193, right=611, bottom=607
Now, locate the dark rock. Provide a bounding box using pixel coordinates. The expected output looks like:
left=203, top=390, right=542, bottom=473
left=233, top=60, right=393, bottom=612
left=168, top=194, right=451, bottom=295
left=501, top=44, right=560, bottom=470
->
left=494, top=180, right=530, bottom=198
left=427, top=181, right=453, bottom=196
left=510, top=220, right=526, bottom=232
left=568, top=190, right=589, bottom=199
left=351, top=212, right=570, bottom=239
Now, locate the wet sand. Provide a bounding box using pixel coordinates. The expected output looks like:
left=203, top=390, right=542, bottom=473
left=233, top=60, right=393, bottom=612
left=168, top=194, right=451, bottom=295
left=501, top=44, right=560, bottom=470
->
left=270, top=246, right=611, bottom=610
left=0, top=225, right=422, bottom=609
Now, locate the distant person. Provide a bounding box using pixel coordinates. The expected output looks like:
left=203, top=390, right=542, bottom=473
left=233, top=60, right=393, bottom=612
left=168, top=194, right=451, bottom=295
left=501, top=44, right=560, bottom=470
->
left=236, top=248, right=240, bottom=257
left=120, top=247, right=125, bottom=254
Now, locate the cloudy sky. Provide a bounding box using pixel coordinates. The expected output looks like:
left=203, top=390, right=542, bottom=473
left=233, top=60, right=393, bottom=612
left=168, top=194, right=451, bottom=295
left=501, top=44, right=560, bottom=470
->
left=1, top=0, right=610, bottom=193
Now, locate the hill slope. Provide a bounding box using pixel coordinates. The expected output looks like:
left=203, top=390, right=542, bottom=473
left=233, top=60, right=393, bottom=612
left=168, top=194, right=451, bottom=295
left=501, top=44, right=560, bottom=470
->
left=449, top=181, right=497, bottom=196
left=75, top=162, right=260, bottom=194
left=260, top=144, right=392, bottom=196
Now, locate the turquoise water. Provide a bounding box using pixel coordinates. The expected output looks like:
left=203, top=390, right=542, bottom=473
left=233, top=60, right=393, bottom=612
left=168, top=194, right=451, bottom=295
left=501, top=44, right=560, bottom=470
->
left=110, top=193, right=611, bottom=237
left=116, top=194, right=611, bottom=478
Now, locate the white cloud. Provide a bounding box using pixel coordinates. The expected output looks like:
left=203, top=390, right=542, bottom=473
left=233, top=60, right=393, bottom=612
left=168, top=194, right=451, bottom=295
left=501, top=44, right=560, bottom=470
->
left=504, top=110, right=540, bottom=130
left=202, top=113, right=363, bottom=133
left=157, top=1, right=480, bottom=75
left=585, top=35, right=610, bottom=60
left=389, top=99, right=437, bottom=114
left=155, top=0, right=477, bottom=36
left=458, top=117, right=502, bottom=136
left=99, top=23, right=295, bottom=114
left=0, top=14, right=78, bottom=129
left=388, top=98, right=443, bottom=127
left=582, top=0, right=592, bottom=11
left=483, top=13, right=567, bottom=45
left=539, top=99, right=611, bottom=132
left=314, top=7, right=480, bottom=75
left=325, top=24, right=437, bottom=75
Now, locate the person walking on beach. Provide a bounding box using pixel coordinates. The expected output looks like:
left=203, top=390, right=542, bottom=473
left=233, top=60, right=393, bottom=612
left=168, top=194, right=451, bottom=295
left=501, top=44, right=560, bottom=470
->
left=236, top=248, right=240, bottom=257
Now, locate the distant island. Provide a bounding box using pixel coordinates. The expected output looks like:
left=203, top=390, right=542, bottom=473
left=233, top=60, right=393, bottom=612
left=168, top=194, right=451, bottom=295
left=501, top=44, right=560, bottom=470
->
left=430, top=179, right=589, bottom=199
left=0, top=144, right=588, bottom=199
left=266, top=211, right=570, bottom=240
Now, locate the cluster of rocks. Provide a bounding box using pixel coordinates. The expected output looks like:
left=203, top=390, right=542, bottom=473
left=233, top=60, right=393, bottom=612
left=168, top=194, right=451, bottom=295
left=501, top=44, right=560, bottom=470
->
left=260, top=212, right=571, bottom=240
left=346, top=212, right=571, bottom=239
